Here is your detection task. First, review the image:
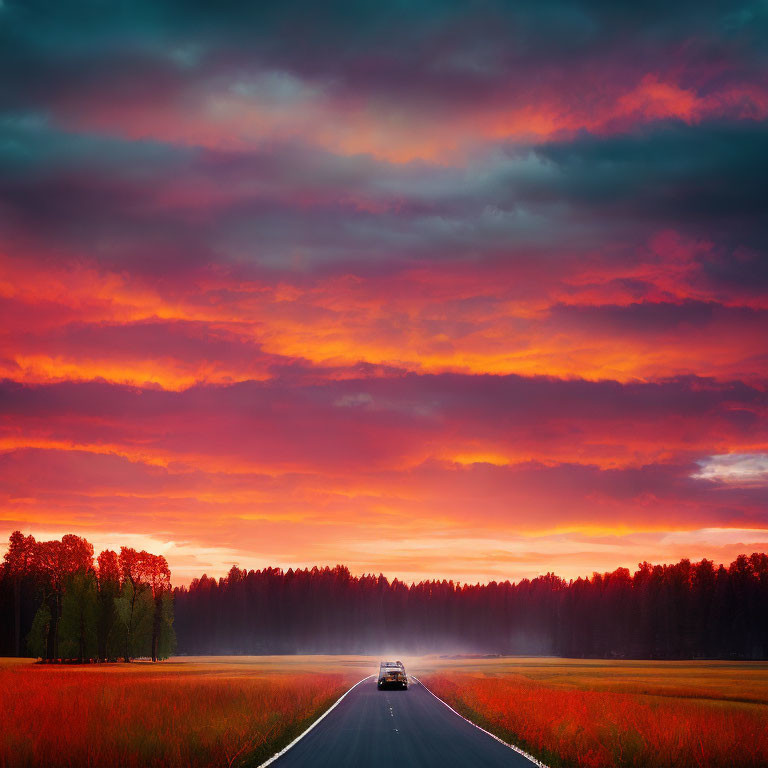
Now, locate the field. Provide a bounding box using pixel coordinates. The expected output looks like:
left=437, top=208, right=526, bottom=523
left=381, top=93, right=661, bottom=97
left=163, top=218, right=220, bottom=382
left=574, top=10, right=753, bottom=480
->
left=416, top=657, right=768, bottom=768
left=3, top=656, right=767, bottom=768
left=0, top=656, right=369, bottom=768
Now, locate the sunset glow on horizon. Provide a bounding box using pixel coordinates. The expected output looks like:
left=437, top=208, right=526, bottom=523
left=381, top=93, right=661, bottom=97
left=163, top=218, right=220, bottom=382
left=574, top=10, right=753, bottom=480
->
left=1, top=1, right=767, bottom=584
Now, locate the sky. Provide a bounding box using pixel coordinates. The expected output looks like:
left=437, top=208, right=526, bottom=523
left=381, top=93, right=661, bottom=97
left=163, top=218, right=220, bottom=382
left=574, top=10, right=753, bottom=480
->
left=1, top=0, right=767, bottom=585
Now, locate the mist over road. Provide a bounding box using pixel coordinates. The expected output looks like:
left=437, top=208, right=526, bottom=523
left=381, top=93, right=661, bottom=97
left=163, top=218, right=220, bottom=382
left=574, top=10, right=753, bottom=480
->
left=268, top=676, right=538, bottom=768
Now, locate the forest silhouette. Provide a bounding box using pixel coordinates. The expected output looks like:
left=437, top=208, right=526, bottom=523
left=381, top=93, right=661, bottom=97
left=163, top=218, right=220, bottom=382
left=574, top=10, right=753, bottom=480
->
left=2, top=531, right=766, bottom=660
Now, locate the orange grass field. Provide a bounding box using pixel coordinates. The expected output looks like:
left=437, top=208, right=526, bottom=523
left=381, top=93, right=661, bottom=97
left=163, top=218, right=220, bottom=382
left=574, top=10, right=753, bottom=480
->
left=417, top=657, right=768, bottom=768
left=0, top=656, right=369, bottom=768
left=2, top=656, right=767, bottom=768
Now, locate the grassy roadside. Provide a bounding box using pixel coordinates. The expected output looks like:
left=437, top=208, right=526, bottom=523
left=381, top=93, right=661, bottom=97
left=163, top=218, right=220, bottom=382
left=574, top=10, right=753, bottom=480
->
left=415, top=658, right=768, bottom=768
left=0, top=656, right=371, bottom=768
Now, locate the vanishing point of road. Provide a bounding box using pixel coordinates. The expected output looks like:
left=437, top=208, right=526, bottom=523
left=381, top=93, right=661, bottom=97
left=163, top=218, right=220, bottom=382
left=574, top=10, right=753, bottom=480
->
left=269, top=676, right=539, bottom=768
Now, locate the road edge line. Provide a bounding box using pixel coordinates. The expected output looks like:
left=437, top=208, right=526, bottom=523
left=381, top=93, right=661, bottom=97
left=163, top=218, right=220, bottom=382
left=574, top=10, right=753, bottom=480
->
left=412, top=677, right=550, bottom=768
left=256, top=674, right=374, bottom=767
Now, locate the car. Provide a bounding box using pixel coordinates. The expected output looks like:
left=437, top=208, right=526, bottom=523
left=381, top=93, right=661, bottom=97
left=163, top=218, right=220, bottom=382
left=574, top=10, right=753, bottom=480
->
left=377, top=660, right=408, bottom=690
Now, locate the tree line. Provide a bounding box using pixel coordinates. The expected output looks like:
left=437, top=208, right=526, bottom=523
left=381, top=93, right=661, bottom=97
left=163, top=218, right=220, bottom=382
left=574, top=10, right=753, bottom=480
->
left=0, top=531, right=175, bottom=661
left=172, top=554, right=768, bottom=659
left=3, top=532, right=766, bottom=659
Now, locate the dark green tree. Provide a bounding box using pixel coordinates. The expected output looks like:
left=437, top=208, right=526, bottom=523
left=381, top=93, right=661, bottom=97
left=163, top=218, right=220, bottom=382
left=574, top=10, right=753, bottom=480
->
left=155, top=591, right=177, bottom=660
left=114, top=579, right=153, bottom=659
left=96, top=550, right=120, bottom=661
left=59, top=570, right=98, bottom=662
left=3, top=531, right=36, bottom=657
left=26, top=603, right=51, bottom=658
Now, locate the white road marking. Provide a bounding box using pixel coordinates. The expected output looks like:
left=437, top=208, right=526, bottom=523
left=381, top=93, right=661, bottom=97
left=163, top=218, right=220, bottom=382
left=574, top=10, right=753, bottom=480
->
left=256, top=674, right=375, bottom=768
left=412, top=677, right=549, bottom=768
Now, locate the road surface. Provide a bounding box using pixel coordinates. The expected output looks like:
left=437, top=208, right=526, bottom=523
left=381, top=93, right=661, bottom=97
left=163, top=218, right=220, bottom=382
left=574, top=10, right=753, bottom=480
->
left=269, top=676, right=538, bottom=768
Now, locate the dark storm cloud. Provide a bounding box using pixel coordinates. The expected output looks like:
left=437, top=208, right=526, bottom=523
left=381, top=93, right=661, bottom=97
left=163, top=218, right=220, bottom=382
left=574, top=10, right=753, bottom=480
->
left=1, top=114, right=766, bottom=282
left=525, top=121, right=768, bottom=287
left=0, top=118, right=575, bottom=277
left=3, top=0, right=766, bottom=110
left=528, top=122, right=768, bottom=226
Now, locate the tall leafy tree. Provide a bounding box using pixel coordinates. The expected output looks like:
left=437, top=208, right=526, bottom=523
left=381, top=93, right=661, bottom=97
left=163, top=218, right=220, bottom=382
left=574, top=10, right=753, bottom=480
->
left=26, top=602, right=51, bottom=658
left=59, top=570, right=98, bottom=662
left=32, top=535, right=94, bottom=659
left=114, top=579, right=154, bottom=660
left=155, top=591, right=177, bottom=660
left=3, top=531, right=36, bottom=656
left=116, top=548, right=166, bottom=661
left=145, top=554, right=172, bottom=662
left=96, top=550, right=120, bottom=661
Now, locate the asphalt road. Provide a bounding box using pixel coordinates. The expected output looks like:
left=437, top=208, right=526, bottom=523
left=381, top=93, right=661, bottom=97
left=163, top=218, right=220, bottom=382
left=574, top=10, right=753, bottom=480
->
left=269, top=676, right=538, bottom=768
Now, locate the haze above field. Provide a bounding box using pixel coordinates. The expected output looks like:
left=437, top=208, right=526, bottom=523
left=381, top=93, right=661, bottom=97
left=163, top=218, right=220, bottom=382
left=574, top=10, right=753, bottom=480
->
left=1, top=1, right=767, bottom=583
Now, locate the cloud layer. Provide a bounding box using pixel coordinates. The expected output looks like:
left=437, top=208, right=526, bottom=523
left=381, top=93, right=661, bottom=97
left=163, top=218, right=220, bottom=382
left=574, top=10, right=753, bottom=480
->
left=1, top=0, right=766, bottom=582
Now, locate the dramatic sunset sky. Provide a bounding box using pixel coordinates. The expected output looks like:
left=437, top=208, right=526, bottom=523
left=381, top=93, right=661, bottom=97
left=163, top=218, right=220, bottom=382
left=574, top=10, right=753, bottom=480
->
left=1, top=1, right=767, bottom=584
